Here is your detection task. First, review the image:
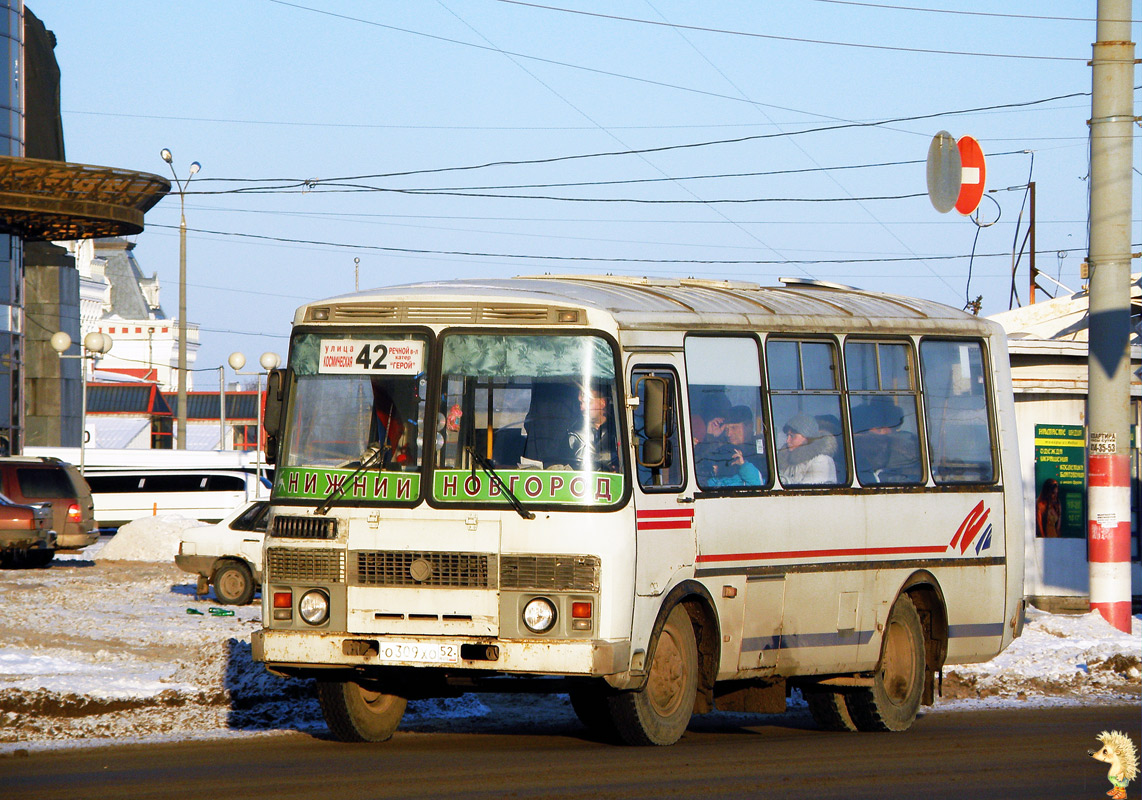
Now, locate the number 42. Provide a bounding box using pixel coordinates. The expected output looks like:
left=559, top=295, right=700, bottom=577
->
left=356, top=343, right=389, bottom=370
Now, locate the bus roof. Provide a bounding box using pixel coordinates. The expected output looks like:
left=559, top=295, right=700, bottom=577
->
left=294, top=275, right=998, bottom=335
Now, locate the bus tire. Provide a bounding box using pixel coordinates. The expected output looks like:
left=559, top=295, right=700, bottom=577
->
left=610, top=604, right=698, bottom=746
left=317, top=678, right=407, bottom=743
left=847, top=594, right=925, bottom=732
left=568, top=683, right=620, bottom=742
left=806, top=688, right=858, bottom=732
left=212, top=560, right=255, bottom=605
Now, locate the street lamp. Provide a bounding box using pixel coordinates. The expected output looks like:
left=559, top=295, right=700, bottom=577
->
left=228, top=351, right=281, bottom=492
left=50, top=331, right=114, bottom=474
left=160, top=148, right=201, bottom=450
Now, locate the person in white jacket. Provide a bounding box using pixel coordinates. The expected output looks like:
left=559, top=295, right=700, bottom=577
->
left=777, top=413, right=837, bottom=485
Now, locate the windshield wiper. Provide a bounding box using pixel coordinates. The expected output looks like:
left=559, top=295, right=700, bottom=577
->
left=315, top=445, right=385, bottom=515
left=466, top=446, right=535, bottom=520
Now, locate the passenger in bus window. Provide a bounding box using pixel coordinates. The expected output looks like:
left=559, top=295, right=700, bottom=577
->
left=371, top=380, right=410, bottom=468
left=699, top=392, right=732, bottom=440
left=567, top=378, right=620, bottom=473
left=777, top=414, right=837, bottom=485
left=703, top=405, right=763, bottom=487
left=852, top=401, right=922, bottom=484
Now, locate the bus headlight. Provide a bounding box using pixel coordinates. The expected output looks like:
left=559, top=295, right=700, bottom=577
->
left=299, top=590, right=330, bottom=625
left=522, top=597, right=557, bottom=634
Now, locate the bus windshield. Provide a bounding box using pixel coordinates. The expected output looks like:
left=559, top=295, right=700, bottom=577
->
left=281, top=332, right=429, bottom=472
left=434, top=333, right=624, bottom=507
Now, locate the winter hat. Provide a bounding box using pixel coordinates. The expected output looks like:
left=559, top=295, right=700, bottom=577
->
left=783, top=413, right=819, bottom=439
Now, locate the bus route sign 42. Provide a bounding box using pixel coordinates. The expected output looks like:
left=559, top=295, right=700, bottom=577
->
left=319, top=339, right=424, bottom=375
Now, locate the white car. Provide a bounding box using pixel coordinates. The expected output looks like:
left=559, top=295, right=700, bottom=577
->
left=175, top=500, right=269, bottom=605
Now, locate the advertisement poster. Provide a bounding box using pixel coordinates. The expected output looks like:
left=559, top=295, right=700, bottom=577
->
left=1033, top=424, right=1086, bottom=538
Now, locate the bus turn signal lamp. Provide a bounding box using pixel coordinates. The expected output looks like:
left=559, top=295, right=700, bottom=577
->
left=571, top=601, right=592, bottom=631
left=273, top=590, right=293, bottom=621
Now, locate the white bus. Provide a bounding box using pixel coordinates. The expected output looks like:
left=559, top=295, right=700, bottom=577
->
left=252, top=276, right=1024, bottom=745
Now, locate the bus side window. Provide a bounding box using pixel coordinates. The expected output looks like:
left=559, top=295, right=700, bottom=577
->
left=845, top=340, right=924, bottom=486
left=684, top=336, right=769, bottom=491
left=919, top=339, right=995, bottom=483
left=767, top=338, right=847, bottom=487
left=632, top=368, right=684, bottom=490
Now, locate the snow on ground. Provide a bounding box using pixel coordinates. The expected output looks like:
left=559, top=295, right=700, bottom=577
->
left=0, top=516, right=1138, bottom=753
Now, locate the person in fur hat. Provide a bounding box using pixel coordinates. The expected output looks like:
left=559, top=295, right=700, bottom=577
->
left=777, top=413, right=837, bottom=485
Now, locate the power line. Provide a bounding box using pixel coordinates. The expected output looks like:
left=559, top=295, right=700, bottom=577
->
left=266, top=0, right=862, bottom=119
left=495, top=0, right=1088, bottom=61
left=149, top=223, right=1096, bottom=267
left=186, top=93, right=1088, bottom=187
left=189, top=183, right=929, bottom=203
left=807, top=0, right=1134, bottom=24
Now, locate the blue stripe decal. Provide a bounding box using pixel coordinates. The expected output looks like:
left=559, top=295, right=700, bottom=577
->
left=948, top=622, right=1005, bottom=639
left=742, top=629, right=875, bottom=653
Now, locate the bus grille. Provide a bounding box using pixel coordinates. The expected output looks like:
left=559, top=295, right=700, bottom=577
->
left=500, top=554, right=599, bottom=592
left=272, top=515, right=338, bottom=539
left=355, top=551, right=493, bottom=588
left=266, top=547, right=345, bottom=583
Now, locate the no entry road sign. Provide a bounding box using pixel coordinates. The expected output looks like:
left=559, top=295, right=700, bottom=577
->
left=955, top=135, right=986, bottom=216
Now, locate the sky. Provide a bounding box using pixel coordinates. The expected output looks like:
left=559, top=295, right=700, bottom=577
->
left=30, top=1, right=1136, bottom=377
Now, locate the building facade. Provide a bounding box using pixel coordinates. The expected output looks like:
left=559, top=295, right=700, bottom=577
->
left=991, top=285, right=1142, bottom=611
left=6, top=3, right=168, bottom=451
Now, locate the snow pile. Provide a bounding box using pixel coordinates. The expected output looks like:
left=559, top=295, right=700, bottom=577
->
left=943, top=605, right=1141, bottom=702
left=97, top=515, right=205, bottom=562
left=0, top=518, right=1137, bottom=752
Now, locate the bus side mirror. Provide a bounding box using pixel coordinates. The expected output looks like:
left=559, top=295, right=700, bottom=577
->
left=263, top=368, right=289, bottom=465
left=636, top=376, right=669, bottom=468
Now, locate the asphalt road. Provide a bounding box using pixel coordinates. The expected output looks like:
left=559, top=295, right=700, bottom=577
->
left=3, top=704, right=1138, bottom=799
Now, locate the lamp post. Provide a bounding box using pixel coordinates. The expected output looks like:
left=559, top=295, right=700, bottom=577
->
left=49, top=331, right=114, bottom=474
left=228, top=351, right=281, bottom=493
left=160, top=148, right=201, bottom=451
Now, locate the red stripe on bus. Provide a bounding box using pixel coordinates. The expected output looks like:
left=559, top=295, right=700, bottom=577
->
left=636, top=509, right=695, bottom=519
left=696, top=544, right=949, bottom=563
left=637, top=520, right=694, bottom=531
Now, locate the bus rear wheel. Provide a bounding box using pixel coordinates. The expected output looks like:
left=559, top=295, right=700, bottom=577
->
left=317, top=678, right=407, bottom=743
left=847, top=594, right=925, bottom=732
left=806, top=688, right=858, bottom=732
left=610, top=604, right=698, bottom=746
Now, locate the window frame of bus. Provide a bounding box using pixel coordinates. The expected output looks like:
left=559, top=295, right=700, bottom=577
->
left=426, top=327, right=631, bottom=514
left=765, top=334, right=849, bottom=488
left=631, top=366, right=686, bottom=493
left=684, top=333, right=771, bottom=494
left=843, top=336, right=927, bottom=487
left=917, top=336, right=999, bottom=486
left=272, top=325, right=435, bottom=509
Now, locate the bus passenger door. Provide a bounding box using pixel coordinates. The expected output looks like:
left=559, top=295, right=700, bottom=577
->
left=629, top=365, right=695, bottom=597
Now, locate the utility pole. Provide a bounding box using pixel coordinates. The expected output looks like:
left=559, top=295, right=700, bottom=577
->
left=1086, top=0, right=1134, bottom=633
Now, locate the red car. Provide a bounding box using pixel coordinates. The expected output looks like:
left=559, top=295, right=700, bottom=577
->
left=0, top=491, right=56, bottom=568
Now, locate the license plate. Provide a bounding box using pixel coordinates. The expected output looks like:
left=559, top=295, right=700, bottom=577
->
left=375, top=640, right=460, bottom=664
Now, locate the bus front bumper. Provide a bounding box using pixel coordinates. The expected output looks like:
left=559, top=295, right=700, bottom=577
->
left=252, top=629, right=630, bottom=677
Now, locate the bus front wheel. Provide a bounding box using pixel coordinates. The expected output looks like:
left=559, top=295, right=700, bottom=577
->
left=847, top=594, right=925, bottom=732
left=317, top=678, right=407, bottom=743
left=611, top=604, right=698, bottom=746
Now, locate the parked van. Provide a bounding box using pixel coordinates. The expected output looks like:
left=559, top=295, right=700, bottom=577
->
left=0, top=457, right=96, bottom=550
left=84, top=469, right=270, bottom=528
left=176, top=499, right=269, bottom=604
